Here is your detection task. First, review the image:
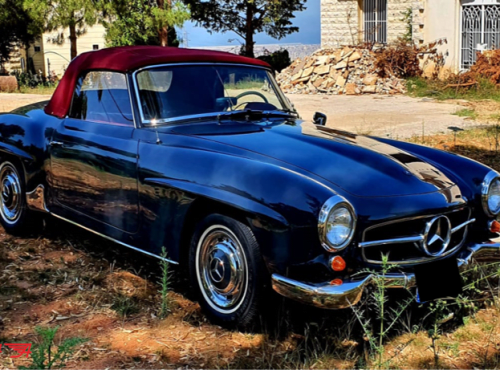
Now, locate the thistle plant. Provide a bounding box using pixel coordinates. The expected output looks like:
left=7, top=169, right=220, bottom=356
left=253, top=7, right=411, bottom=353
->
left=350, top=254, right=414, bottom=369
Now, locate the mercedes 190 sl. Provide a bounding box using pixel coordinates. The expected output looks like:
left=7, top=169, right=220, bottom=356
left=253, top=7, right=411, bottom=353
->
left=0, top=46, right=499, bottom=326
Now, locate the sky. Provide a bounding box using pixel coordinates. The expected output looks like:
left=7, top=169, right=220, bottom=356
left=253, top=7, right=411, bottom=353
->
left=181, top=0, right=321, bottom=47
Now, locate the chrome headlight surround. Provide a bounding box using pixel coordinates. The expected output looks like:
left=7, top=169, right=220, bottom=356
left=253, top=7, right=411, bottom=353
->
left=318, top=195, right=357, bottom=252
left=482, top=170, right=500, bottom=217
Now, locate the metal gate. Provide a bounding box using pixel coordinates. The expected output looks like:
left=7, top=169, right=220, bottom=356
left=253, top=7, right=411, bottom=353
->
left=364, top=0, right=387, bottom=44
left=462, top=3, right=500, bottom=69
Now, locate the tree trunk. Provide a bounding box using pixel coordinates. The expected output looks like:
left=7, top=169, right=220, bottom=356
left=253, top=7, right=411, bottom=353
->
left=157, top=0, right=170, bottom=46
left=245, top=3, right=255, bottom=58
left=69, top=15, right=77, bottom=60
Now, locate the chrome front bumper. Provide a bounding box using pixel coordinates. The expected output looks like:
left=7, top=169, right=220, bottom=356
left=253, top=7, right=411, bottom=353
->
left=271, top=239, right=500, bottom=309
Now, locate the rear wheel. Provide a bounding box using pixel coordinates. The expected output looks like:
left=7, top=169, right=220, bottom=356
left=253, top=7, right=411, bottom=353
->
left=189, top=214, right=264, bottom=327
left=0, top=160, right=41, bottom=235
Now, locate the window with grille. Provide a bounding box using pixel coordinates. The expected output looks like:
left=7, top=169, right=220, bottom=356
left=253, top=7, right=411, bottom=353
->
left=461, top=3, right=500, bottom=69
left=364, top=0, right=387, bottom=44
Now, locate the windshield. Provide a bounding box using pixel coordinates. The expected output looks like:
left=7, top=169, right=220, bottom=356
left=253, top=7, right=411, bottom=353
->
left=135, top=65, right=291, bottom=124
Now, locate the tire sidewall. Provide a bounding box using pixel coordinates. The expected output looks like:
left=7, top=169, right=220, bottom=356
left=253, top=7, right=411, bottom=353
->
left=189, top=214, right=263, bottom=327
left=0, top=160, right=40, bottom=235
left=0, top=161, right=25, bottom=231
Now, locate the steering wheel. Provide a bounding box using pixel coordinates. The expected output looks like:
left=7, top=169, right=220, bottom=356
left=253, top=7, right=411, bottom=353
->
left=232, top=91, right=269, bottom=111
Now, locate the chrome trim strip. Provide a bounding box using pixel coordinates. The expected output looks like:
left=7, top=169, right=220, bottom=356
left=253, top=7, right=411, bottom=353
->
left=359, top=235, right=424, bottom=248
left=51, top=213, right=179, bottom=265
left=482, top=170, right=500, bottom=217
left=125, top=74, right=139, bottom=129
left=452, top=218, right=476, bottom=234
left=272, top=238, right=500, bottom=309
left=131, top=62, right=291, bottom=126
left=26, top=185, right=49, bottom=213
left=318, top=195, right=357, bottom=252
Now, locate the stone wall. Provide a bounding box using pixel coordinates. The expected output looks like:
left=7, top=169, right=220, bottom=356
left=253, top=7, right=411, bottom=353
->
left=321, top=0, right=361, bottom=48
left=321, top=0, right=425, bottom=48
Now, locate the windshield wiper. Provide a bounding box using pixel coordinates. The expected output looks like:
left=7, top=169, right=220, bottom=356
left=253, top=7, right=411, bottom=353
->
left=217, top=109, right=295, bottom=122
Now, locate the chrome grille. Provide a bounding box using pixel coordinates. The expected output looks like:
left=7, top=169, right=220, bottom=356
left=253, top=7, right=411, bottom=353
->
left=360, top=208, right=472, bottom=265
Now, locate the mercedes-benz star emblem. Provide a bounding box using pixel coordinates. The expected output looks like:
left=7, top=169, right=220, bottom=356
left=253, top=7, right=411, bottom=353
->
left=421, top=216, right=452, bottom=256
left=209, top=256, right=225, bottom=283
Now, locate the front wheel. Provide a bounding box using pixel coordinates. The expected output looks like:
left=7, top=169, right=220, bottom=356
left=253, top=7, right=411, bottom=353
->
left=189, top=214, right=264, bottom=327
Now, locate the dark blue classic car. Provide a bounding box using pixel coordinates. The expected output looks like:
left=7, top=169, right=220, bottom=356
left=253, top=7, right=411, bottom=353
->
left=1, top=46, right=500, bottom=326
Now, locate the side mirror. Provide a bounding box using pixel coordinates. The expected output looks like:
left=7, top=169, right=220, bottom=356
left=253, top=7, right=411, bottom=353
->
left=313, top=112, right=327, bottom=126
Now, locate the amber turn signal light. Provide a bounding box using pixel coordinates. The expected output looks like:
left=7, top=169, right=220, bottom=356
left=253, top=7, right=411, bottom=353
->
left=490, top=220, right=500, bottom=234
left=330, top=256, right=346, bottom=272
left=330, top=279, right=343, bottom=286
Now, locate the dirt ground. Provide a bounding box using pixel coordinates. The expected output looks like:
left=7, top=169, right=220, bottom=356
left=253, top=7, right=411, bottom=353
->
left=0, top=94, right=50, bottom=113
left=1, top=92, right=500, bottom=368
left=288, top=94, right=476, bottom=139
left=0, top=93, right=476, bottom=139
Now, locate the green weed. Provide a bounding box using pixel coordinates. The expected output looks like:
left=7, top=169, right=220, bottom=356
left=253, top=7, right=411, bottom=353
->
left=453, top=108, right=478, bottom=119
left=158, top=246, right=171, bottom=319
left=111, top=295, right=139, bottom=317
left=20, top=326, right=86, bottom=369
left=406, top=77, right=500, bottom=101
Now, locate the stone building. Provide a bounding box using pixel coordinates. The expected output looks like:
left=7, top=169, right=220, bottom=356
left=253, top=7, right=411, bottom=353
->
left=321, top=0, right=500, bottom=73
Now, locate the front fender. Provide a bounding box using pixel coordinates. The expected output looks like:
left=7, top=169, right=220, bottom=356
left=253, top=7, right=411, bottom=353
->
left=138, top=140, right=336, bottom=272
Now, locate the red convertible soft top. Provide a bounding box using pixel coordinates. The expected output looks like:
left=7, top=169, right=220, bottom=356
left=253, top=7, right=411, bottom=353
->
left=44, top=46, right=270, bottom=118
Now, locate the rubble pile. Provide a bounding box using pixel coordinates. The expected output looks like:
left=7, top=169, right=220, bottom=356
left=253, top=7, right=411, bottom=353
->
left=277, top=47, right=407, bottom=95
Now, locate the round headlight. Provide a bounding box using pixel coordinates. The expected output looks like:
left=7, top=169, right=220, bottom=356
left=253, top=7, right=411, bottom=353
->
left=318, top=195, right=357, bottom=252
left=482, top=171, right=500, bottom=216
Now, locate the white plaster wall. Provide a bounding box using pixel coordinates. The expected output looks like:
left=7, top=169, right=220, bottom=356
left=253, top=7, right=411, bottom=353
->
left=422, top=0, right=461, bottom=73
left=41, top=24, right=106, bottom=76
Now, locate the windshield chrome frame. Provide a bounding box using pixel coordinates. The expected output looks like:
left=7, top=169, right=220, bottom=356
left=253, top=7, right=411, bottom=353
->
left=132, top=62, right=293, bottom=126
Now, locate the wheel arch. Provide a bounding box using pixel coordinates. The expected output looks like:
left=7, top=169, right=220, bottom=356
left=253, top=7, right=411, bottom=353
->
left=178, top=196, right=286, bottom=269
left=145, top=178, right=291, bottom=272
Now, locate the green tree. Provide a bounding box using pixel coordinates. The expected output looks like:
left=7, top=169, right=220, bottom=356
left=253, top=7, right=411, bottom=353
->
left=0, top=0, right=43, bottom=70
left=103, top=0, right=190, bottom=47
left=24, top=0, right=103, bottom=60
left=183, top=0, right=307, bottom=58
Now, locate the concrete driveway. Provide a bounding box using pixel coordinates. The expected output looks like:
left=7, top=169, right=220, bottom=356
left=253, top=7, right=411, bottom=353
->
left=0, top=93, right=49, bottom=113
left=287, top=94, right=474, bottom=139
left=1, top=93, right=474, bottom=139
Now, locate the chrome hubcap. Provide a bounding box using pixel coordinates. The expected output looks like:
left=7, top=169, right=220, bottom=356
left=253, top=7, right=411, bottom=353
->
left=196, top=226, right=248, bottom=314
left=0, top=164, right=21, bottom=225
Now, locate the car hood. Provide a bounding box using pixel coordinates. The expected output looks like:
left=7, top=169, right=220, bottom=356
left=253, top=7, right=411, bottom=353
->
left=170, top=120, right=459, bottom=198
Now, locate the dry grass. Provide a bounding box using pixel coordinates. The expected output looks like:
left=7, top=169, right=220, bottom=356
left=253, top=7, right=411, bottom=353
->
left=16, top=86, right=56, bottom=95
left=0, top=212, right=499, bottom=369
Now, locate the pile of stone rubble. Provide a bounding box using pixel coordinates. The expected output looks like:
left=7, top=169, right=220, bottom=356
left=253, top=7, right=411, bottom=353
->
left=277, top=47, right=407, bottom=95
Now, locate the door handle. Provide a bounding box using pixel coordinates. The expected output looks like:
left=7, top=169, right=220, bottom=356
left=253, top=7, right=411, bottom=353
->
left=49, top=141, right=65, bottom=147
